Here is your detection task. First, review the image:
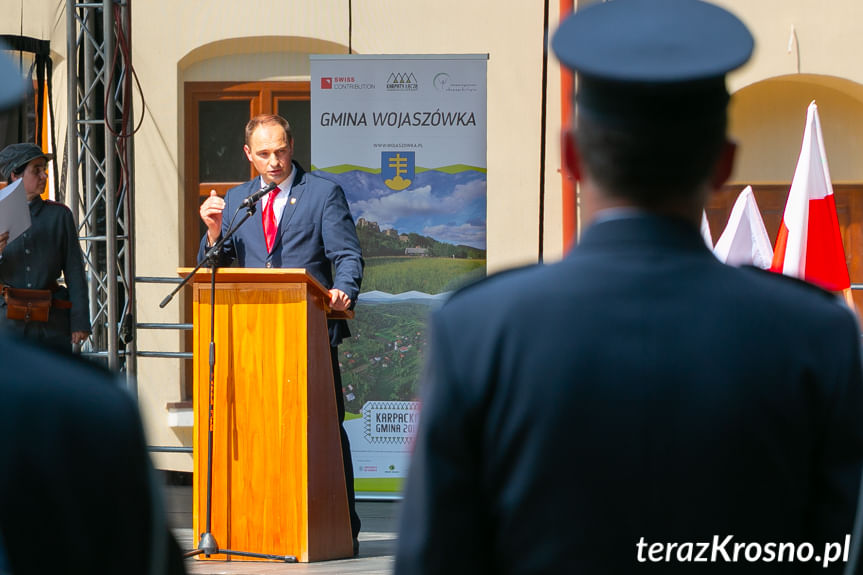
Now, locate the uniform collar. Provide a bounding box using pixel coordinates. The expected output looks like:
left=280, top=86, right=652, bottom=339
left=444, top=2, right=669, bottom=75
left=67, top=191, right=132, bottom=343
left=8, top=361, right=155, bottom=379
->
left=578, top=213, right=711, bottom=255
left=28, top=195, right=45, bottom=215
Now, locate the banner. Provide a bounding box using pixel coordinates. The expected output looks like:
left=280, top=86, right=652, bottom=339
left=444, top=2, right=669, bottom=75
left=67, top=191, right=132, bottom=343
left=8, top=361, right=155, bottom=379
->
left=311, top=54, right=488, bottom=493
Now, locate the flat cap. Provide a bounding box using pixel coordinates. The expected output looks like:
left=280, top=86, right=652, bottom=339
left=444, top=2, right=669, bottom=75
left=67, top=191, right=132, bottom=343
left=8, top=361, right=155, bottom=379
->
left=0, top=143, right=53, bottom=179
left=552, top=0, right=754, bottom=127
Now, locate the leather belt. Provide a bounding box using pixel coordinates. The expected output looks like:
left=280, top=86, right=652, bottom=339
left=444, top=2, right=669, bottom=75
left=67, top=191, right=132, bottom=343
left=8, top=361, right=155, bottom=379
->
left=0, top=283, right=74, bottom=309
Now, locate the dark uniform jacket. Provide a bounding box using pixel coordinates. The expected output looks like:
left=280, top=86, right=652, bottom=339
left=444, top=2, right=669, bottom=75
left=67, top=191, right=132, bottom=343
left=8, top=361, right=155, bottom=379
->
left=0, top=196, right=90, bottom=344
left=0, top=332, right=185, bottom=575
left=197, top=162, right=363, bottom=346
left=396, top=214, right=863, bottom=575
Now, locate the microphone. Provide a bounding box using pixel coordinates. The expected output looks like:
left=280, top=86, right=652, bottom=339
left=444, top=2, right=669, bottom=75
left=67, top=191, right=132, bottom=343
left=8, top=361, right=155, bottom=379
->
left=240, top=181, right=278, bottom=208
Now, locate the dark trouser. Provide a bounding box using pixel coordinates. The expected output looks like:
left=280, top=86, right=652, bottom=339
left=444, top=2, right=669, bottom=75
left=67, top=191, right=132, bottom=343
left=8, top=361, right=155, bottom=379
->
left=331, top=346, right=361, bottom=539
left=0, top=304, right=72, bottom=353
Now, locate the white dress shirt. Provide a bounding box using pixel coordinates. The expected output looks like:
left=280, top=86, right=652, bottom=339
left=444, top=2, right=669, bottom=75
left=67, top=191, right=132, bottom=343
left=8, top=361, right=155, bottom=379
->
left=261, top=167, right=297, bottom=226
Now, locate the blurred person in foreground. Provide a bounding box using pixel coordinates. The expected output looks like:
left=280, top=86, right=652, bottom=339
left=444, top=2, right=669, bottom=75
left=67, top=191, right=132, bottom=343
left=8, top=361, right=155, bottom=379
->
left=0, top=143, right=90, bottom=352
left=0, top=331, right=186, bottom=574
left=395, top=1, right=863, bottom=573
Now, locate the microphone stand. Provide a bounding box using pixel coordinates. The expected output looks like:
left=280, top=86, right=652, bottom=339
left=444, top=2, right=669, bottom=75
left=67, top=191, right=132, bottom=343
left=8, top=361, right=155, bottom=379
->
left=160, top=201, right=297, bottom=563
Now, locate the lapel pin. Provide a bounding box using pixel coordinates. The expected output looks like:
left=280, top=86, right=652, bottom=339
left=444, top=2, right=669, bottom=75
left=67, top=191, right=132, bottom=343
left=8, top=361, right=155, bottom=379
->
left=290, top=197, right=297, bottom=205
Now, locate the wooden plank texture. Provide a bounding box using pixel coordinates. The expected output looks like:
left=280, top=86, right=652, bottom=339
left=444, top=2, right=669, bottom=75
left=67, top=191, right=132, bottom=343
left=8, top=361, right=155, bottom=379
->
left=190, top=272, right=352, bottom=562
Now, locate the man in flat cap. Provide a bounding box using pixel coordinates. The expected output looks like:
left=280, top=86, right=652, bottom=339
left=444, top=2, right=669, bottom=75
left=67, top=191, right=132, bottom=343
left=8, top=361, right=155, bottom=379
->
left=0, top=142, right=90, bottom=351
left=395, top=1, right=863, bottom=573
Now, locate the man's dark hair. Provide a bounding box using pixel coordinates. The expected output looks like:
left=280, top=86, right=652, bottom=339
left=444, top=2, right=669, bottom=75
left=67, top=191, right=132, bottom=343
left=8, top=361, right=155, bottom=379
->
left=245, top=114, right=293, bottom=146
left=7, top=165, right=24, bottom=184
left=575, top=112, right=727, bottom=207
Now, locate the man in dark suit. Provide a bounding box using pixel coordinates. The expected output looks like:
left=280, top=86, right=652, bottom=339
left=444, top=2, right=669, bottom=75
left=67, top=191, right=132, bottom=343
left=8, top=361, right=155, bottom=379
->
left=395, top=1, right=863, bottom=574
left=0, top=331, right=185, bottom=575
left=198, top=114, right=364, bottom=552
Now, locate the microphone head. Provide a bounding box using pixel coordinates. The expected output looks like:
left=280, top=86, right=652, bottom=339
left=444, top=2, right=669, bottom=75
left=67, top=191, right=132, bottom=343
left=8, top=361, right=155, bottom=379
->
left=241, top=181, right=279, bottom=208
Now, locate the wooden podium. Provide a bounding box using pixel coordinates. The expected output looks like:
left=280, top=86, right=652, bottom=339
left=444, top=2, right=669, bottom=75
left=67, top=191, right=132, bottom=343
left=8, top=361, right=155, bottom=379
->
left=180, top=267, right=353, bottom=562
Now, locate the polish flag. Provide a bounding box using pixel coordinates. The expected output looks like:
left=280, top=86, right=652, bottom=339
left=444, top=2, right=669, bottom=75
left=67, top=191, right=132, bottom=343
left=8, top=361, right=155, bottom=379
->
left=770, top=101, right=850, bottom=292
left=714, top=186, right=773, bottom=269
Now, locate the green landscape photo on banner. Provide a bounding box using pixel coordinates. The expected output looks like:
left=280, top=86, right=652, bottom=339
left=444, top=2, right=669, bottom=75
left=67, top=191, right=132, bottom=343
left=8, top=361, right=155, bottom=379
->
left=322, top=165, right=486, bottom=493
left=311, top=54, right=488, bottom=493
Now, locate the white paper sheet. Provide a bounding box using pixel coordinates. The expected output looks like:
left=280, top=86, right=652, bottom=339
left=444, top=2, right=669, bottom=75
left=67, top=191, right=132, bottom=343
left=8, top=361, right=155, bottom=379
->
left=0, top=179, right=31, bottom=244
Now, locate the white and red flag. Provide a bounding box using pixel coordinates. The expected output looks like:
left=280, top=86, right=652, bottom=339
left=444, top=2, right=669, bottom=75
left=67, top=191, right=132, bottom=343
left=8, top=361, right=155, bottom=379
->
left=714, top=186, right=773, bottom=269
left=770, top=101, right=850, bottom=292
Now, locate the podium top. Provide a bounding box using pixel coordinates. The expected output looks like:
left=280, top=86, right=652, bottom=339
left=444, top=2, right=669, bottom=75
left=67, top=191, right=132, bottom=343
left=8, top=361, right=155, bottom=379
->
left=177, top=267, right=354, bottom=319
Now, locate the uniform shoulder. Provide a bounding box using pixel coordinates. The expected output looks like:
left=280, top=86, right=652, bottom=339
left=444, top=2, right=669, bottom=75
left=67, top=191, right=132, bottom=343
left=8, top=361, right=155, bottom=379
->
left=735, top=265, right=859, bottom=327
left=0, top=334, right=121, bottom=396
left=442, top=262, right=542, bottom=307
left=738, top=265, right=839, bottom=301
left=44, top=199, right=74, bottom=213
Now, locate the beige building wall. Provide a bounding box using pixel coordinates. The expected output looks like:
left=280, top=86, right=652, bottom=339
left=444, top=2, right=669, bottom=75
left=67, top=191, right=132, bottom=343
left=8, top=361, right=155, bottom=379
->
left=717, top=0, right=863, bottom=184
left=2, top=0, right=862, bottom=471
left=0, top=1, right=63, bottom=41
left=730, top=77, right=863, bottom=184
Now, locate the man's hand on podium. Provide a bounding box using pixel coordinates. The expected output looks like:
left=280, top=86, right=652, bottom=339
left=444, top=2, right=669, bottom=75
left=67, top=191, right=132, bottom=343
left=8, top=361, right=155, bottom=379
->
left=329, top=288, right=351, bottom=311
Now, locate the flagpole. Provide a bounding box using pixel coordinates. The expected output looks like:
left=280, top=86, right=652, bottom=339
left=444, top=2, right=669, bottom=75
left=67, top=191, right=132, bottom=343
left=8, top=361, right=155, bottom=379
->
left=842, top=288, right=858, bottom=314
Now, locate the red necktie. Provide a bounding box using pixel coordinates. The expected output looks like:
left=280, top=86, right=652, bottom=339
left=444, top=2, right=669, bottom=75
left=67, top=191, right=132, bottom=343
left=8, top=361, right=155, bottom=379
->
left=262, top=187, right=279, bottom=252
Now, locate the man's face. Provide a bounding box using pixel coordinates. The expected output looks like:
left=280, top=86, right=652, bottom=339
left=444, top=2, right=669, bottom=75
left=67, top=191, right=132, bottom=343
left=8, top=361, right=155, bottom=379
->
left=244, top=122, right=294, bottom=186
left=13, top=157, right=48, bottom=201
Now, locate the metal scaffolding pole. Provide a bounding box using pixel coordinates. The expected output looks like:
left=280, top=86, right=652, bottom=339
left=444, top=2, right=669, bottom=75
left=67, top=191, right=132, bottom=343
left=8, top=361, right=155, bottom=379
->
left=121, top=0, right=138, bottom=382
left=66, top=0, right=136, bottom=388
left=102, top=1, right=119, bottom=372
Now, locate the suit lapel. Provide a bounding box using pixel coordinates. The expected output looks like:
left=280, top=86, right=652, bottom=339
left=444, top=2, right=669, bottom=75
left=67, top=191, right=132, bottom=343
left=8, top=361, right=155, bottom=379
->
left=277, top=163, right=306, bottom=238
left=244, top=178, right=270, bottom=253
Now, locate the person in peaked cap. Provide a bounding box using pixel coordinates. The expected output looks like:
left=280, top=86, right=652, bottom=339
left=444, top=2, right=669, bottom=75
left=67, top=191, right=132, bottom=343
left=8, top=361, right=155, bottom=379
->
left=0, top=142, right=91, bottom=351
left=395, top=1, right=863, bottom=574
